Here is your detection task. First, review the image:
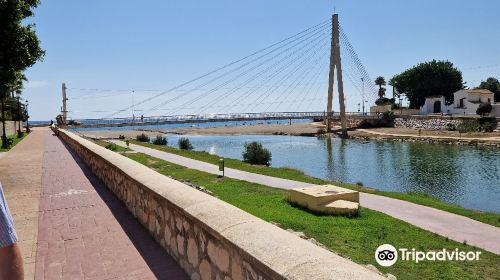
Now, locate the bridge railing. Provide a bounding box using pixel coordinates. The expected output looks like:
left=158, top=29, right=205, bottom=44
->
left=72, top=111, right=385, bottom=126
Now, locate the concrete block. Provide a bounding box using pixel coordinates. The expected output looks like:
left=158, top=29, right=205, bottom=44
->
left=288, top=185, right=359, bottom=215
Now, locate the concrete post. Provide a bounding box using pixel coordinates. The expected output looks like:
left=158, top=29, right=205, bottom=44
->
left=62, top=83, right=68, bottom=125
left=332, top=14, right=348, bottom=137
left=326, top=15, right=335, bottom=132
left=326, top=14, right=348, bottom=137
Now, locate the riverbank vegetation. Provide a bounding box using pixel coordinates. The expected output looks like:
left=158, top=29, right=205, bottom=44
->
left=178, top=137, right=193, bottom=150
left=121, top=151, right=500, bottom=280
left=128, top=139, right=500, bottom=227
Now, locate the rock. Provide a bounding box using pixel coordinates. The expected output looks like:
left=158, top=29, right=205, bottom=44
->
left=207, top=241, right=229, bottom=273
left=231, top=259, right=243, bottom=280
left=187, top=237, right=199, bottom=267
left=191, top=272, right=200, bottom=280
left=199, top=259, right=211, bottom=280
left=177, top=235, right=185, bottom=255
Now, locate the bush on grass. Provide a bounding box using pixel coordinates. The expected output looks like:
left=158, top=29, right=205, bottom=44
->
left=178, top=137, right=193, bottom=150
left=136, top=133, right=150, bottom=142
left=242, top=141, right=272, bottom=166
left=152, top=135, right=167, bottom=145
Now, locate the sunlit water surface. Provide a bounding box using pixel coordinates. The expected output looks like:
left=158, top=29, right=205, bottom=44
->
left=164, top=134, right=500, bottom=213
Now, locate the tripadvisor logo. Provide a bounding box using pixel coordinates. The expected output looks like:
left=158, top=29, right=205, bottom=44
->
left=375, top=244, right=481, bottom=267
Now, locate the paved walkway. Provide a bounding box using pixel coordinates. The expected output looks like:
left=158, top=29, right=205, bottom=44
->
left=111, top=140, right=500, bottom=255
left=1, top=129, right=187, bottom=280
left=0, top=129, right=45, bottom=279
left=357, top=129, right=500, bottom=142
left=37, top=130, right=188, bottom=279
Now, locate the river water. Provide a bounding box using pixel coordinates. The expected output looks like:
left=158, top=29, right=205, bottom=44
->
left=163, top=134, right=500, bottom=213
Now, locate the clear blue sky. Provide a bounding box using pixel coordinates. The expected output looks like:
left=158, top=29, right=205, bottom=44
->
left=23, top=0, right=500, bottom=121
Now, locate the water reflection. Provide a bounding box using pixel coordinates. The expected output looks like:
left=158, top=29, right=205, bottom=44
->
left=165, top=134, right=500, bottom=213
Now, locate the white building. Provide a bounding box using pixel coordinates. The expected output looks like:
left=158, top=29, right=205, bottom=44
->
left=420, top=89, right=500, bottom=116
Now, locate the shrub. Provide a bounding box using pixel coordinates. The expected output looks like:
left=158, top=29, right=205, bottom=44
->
left=476, top=102, right=492, bottom=116
left=457, top=120, right=481, bottom=133
left=381, top=111, right=395, bottom=126
left=242, top=141, right=272, bottom=166
left=316, top=128, right=326, bottom=135
left=446, top=123, right=457, bottom=131
left=178, top=137, right=193, bottom=150
left=136, top=133, right=150, bottom=142
left=375, top=97, right=395, bottom=106
left=152, top=135, right=167, bottom=145
left=481, top=122, right=494, bottom=132
left=118, top=135, right=125, bottom=139
left=456, top=118, right=495, bottom=132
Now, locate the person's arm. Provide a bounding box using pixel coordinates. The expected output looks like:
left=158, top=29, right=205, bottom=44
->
left=0, top=243, right=23, bottom=280
left=0, top=182, right=23, bottom=280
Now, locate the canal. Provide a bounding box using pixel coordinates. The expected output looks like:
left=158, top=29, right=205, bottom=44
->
left=164, top=134, right=500, bottom=213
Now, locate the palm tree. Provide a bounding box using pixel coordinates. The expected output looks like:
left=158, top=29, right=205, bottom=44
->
left=375, top=76, right=387, bottom=99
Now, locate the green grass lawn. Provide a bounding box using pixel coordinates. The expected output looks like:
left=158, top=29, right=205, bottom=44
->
left=0, top=133, right=26, bottom=152
left=124, top=152, right=500, bottom=280
left=94, top=140, right=131, bottom=152
left=129, top=140, right=500, bottom=228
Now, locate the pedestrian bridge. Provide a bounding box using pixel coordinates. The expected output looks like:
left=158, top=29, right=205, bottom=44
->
left=69, top=111, right=380, bottom=128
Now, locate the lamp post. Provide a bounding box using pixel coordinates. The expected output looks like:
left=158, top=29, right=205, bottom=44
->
left=16, top=92, right=23, bottom=137
left=361, top=77, right=365, bottom=115
left=25, top=100, right=30, bottom=133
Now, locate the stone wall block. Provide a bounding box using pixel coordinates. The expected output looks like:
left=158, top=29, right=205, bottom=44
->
left=207, top=241, right=229, bottom=273
left=187, top=237, right=199, bottom=267
left=177, top=234, right=185, bottom=256
left=199, top=259, right=212, bottom=280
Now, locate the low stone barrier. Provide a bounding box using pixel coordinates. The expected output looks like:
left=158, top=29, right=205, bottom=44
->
left=394, top=116, right=467, bottom=130
left=57, top=129, right=384, bottom=280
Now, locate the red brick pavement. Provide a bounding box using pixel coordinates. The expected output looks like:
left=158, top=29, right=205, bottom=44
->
left=35, top=131, right=188, bottom=280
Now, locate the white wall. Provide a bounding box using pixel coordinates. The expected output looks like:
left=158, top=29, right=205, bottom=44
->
left=420, top=96, right=445, bottom=114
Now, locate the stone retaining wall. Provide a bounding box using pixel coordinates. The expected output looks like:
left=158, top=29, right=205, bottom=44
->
left=394, top=116, right=470, bottom=130
left=57, top=129, right=383, bottom=280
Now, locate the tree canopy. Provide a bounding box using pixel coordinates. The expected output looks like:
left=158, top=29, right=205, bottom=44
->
left=0, top=0, right=44, bottom=147
left=0, top=0, right=45, bottom=97
left=477, top=77, right=500, bottom=102
left=389, top=60, right=464, bottom=108
left=375, top=76, right=387, bottom=99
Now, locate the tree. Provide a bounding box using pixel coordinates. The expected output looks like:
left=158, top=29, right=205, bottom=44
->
left=477, top=77, right=500, bottom=102
left=476, top=102, right=492, bottom=116
left=375, top=76, right=387, bottom=99
left=0, top=1, right=45, bottom=148
left=389, top=60, right=464, bottom=109
left=242, top=142, right=272, bottom=166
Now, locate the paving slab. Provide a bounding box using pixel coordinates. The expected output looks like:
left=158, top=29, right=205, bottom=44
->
left=111, top=140, right=500, bottom=255
left=36, top=131, right=188, bottom=279
left=0, top=128, right=45, bottom=280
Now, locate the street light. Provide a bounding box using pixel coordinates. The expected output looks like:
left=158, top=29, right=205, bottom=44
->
left=16, top=92, right=23, bottom=137
left=25, top=100, right=30, bottom=133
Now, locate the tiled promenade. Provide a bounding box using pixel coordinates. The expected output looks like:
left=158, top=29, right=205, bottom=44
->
left=0, top=128, right=187, bottom=280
